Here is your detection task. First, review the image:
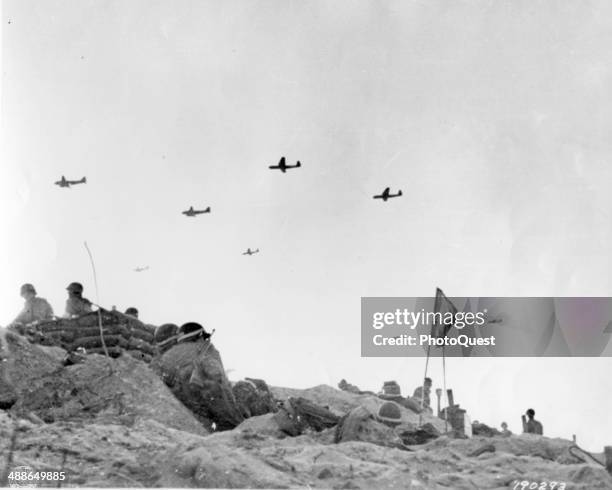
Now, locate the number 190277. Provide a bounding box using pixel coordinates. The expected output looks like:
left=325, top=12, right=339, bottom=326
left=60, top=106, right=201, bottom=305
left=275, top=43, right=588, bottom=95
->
left=510, top=481, right=566, bottom=490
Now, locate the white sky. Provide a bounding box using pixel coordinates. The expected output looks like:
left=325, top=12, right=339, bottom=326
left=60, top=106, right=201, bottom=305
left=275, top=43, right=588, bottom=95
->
left=2, top=0, right=612, bottom=451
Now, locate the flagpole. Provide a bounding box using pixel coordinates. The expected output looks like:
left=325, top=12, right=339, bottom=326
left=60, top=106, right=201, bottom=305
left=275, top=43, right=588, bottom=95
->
left=442, top=343, right=448, bottom=433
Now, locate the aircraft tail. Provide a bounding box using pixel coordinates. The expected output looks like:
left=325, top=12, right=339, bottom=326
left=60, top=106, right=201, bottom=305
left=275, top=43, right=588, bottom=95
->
left=81, top=177, right=87, bottom=183
left=296, top=161, right=301, bottom=167
left=205, top=206, right=211, bottom=213
left=398, top=190, right=402, bottom=196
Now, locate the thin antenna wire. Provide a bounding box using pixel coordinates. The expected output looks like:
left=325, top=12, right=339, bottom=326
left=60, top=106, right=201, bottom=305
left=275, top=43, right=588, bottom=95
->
left=84, top=241, right=111, bottom=360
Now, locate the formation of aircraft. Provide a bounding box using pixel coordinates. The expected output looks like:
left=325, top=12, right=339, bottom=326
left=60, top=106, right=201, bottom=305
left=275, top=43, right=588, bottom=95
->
left=52, top=159, right=403, bottom=266
left=182, top=206, right=211, bottom=217
left=55, top=176, right=87, bottom=188
left=269, top=157, right=301, bottom=173
left=373, top=187, right=402, bottom=202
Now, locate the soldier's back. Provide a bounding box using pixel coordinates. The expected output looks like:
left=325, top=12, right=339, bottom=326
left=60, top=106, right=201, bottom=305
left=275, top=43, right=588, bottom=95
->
left=65, top=297, right=92, bottom=317
left=157, top=342, right=202, bottom=388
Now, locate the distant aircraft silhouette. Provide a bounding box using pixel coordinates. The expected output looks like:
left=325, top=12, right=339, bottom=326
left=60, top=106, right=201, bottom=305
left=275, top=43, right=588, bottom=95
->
left=242, top=248, right=260, bottom=256
left=55, top=176, right=87, bottom=188
left=182, top=206, right=211, bottom=217
left=269, top=157, right=301, bottom=173
left=373, top=187, right=402, bottom=201
left=134, top=266, right=149, bottom=272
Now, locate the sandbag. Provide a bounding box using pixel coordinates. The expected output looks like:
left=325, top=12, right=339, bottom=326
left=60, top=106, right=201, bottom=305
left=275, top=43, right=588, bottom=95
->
left=37, top=333, right=69, bottom=349
left=126, top=320, right=155, bottom=342
left=70, top=313, right=113, bottom=328
left=123, top=317, right=155, bottom=340
left=126, top=350, right=153, bottom=363
left=71, top=334, right=127, bottom=351
left=84, top=346, right=124, bottom=358
left=128, top=337, right=155, bottom=355
left=72, top=324, right=131, bottom=339
left=39, top=323, right=79, bottom=334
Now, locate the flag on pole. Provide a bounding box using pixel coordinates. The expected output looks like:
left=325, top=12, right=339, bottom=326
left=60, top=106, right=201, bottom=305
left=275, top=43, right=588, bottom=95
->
left=431, top=287, right=458, bottom=340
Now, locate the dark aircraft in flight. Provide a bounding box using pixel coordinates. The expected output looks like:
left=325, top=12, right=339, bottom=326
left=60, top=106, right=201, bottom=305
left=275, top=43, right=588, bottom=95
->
left=242, top=248, right=260, bottom=256
left=134, top=266, right=149, bottom=272
left=55, top=176, right=87, bottom=188
left=182, top=206, right=211, bottom=217
left=373, top=187, right=402, bottom=202
left=269, top=157, right=301, bottom=173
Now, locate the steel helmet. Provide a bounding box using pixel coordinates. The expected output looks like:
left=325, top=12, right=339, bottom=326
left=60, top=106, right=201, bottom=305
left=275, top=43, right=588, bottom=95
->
left=66, top=282, right=84, bottom=293
left=125, top=307, right=139, bottom=317
left=177, top=322, right=211, bottom=343
left=20, top=283, right=36, bottom=295
left=155, top=323, right=179, bottom=344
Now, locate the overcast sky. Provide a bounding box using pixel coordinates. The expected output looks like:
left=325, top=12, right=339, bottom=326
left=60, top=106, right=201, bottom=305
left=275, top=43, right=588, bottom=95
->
left=2, top=0, right=612, bottom=451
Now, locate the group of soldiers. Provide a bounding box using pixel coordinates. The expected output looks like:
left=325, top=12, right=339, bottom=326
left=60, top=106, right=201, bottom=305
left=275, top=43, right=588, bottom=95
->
left=401, top=377, right=545, bottom=436
left=11, top=282, right=98, bottom=326
left=11, top=282, right=141, bottom=327
left=341, top=375, right=544, bottom=438
left=7, top=282, right=273, bottom=432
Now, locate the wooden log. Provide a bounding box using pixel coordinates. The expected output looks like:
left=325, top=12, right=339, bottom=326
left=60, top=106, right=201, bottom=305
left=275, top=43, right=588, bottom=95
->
left=289, top=397, right=340, bottom=431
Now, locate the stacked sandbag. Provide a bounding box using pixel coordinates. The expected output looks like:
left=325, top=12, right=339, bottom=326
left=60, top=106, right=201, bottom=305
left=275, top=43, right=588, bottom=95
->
left=35, top=311, right=156, bottom=362
left=123, top=316, right=156, bottom=363
left=37, top=311, right=130, bottom=356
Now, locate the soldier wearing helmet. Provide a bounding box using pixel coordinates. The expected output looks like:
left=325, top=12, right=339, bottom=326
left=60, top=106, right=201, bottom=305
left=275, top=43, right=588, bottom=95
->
left=11, top=283, right=54, bottom=327
left=522, top=408, right=543, bottom=435
left=153, top=323, right=179, bottom=355
left=64, top=282, right=93, bottom=318
left=155, top=322, right=244, bottom=431
left=124, top=307, right=139, bottom=319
